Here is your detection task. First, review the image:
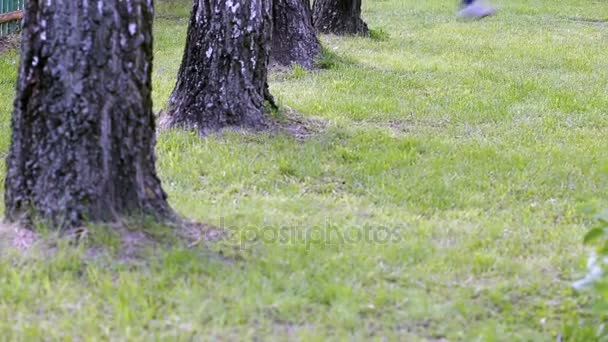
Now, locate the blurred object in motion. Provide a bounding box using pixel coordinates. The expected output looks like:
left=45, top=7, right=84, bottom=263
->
left=458, top=0, right=497, bottom=19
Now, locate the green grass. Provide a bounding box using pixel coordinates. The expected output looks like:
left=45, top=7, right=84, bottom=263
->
left=1, top=0, right=608, bottom=340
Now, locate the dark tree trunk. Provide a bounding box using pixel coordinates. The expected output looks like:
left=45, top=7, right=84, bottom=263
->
left=271, top=0, right=322, bottom=69
left=313, top=0, right=369, bottom=36
left=5, top=0, right=172, bottom=229
left=161, top=0, right=274, bottom=134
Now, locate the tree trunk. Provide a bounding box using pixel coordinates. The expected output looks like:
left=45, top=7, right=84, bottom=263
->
left=5, top=0, right=172, bottom=229
left=271, top=0, right=322, bottom=69
left=312, top=0, right=369, bottom=36
left=161, top=0, right=274, bottom=134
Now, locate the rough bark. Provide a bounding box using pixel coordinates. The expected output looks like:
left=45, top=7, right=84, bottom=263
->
left=271, top=0, right=322, bottom=69
left=161, top=0, right=274, bottom=134
left=5, top=0, right=172, bottom=229
left=312, top=0, right=369, bottom=36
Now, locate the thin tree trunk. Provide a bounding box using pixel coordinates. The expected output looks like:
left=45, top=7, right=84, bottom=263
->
left=271, top=0, right=322, bottom=69
left=5, top=0, right=172, bottom=229
left=313, top=0, right=369, bottom=36
left=161, top=0, right=274, bottom=134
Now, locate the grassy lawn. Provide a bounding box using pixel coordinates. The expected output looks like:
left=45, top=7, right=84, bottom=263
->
left=1, top=0, right=608, bottom=340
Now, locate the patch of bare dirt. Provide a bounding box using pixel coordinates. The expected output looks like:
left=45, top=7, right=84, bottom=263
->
left=178, top=220, right=227, bottom=247
left=0, top=222, right=38, bottom=252
left=0, top=34, right=20, bottom=54
left=0, top=218, right=228, bottom=262
left=101, top=219, right=227, bottom=261
left=270, top=106, right=328, bottom=141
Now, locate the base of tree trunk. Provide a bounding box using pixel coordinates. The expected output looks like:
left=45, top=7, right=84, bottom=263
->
left=313, top=0, right=369, bottom=36
left=0, top=218, right=225, bottom=259
left=158, top=109, right=273, bottom=136
left=4, top=0, right=173, bottom=230
left=271, top=0, right=322, bottom=69
left=161, top=0, right=274, bottom=135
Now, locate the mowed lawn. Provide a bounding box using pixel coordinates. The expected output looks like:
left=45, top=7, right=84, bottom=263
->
left=1, top=0, right=607, bottom=340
